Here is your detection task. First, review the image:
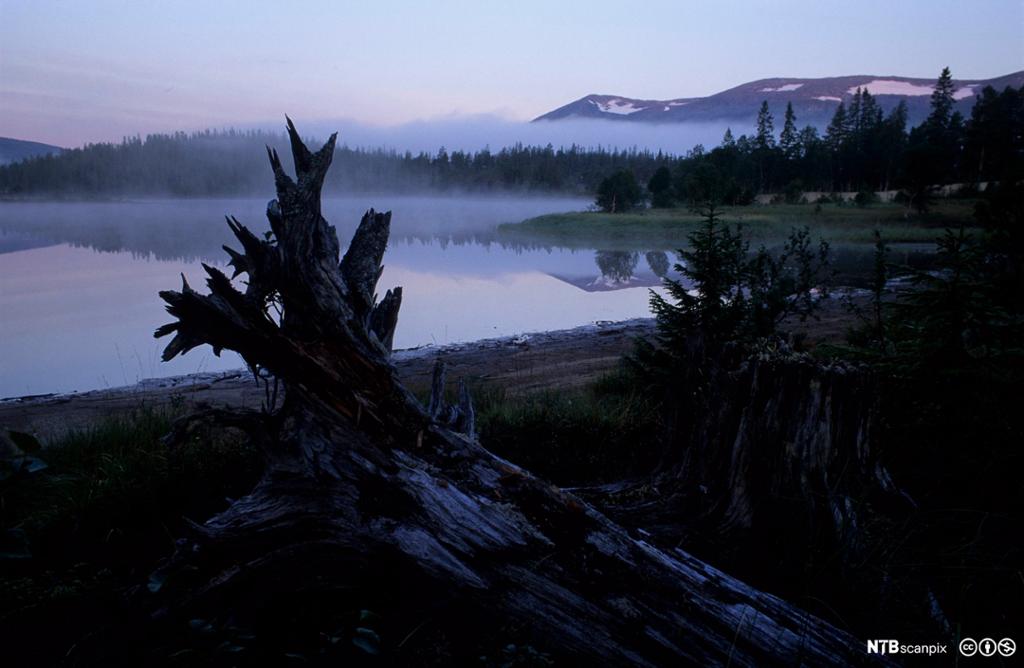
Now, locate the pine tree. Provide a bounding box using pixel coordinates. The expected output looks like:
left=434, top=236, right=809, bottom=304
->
left=722, top=128, right=736, bottom=147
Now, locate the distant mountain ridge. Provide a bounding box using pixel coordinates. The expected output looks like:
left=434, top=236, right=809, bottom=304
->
left=0, top=137, right=64, bottom=166
left=534, top=71, right=1024, bottom=128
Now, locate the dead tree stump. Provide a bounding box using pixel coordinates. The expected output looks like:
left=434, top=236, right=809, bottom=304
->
left=146, top=119, right=884, bottom=666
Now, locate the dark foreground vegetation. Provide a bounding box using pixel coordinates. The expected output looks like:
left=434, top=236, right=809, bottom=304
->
left=0, top=389, right=661, bottom=665
left=614, top=180, right=1024, bottom=646
left=2, top=118, right=1021, bottom=665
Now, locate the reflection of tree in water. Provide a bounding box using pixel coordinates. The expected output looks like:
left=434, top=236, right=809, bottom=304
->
left=595, top=251, right=639, bottom=282
left=645, top=251, right=669, bottom=278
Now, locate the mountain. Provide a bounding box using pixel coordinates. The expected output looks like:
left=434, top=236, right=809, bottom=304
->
left=0, top=137, right=64, bottom=166
left=534, top=71, right=1024, bottom=128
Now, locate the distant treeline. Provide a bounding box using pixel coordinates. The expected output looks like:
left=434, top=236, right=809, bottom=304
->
left=0, top=129, right=673, bottom=197
left=1, top=68, right=1020, bottom=199
left=616, top=68, right=1024, bottom=212
left=655, top=68, right=1024, bottom=205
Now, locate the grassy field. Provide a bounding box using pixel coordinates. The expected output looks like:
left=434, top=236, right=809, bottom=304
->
left=498, top=199, right=980, bottom=249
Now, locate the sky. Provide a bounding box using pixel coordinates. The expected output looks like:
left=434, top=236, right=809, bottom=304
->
left=2, top=0, right=1022, bottom=147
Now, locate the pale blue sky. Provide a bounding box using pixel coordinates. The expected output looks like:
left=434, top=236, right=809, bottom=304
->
left=2, top=0, right=1022, bottom=146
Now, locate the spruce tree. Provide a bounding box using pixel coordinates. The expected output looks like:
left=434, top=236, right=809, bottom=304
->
left=825, top=102, right=848, bottom=190
left=753, top=101, right=777, bottom=192
left=848, top=88, right=863, bottom=141
left=825, top=102, right=847, bottom=152
left=881, top=102, right=908, bottom=190
left=647, top=203, right=749, bottom=348
left=927, top=67, right=956, bottom=134
left=755, top=101, right=776, bottom=150
left=779, top=102, right=799, bottom=160
left=859, top=90, right=881, bottom=131
left=905, top=67, right=962, bottom=192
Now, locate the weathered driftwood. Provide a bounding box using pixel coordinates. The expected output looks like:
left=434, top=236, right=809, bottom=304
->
left=150, top=120, right=881, bottom=665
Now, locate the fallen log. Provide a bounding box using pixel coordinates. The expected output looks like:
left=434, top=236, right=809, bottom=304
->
left=143, top=119, right=882, bottom=665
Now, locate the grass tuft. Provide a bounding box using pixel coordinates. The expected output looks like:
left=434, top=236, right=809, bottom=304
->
left=475, top=371, right=660, bottom=485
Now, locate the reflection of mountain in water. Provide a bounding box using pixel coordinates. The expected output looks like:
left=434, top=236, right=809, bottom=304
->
left=550, top=250, right=668, bottom=293
left=550, top=273, right=664, bottom=292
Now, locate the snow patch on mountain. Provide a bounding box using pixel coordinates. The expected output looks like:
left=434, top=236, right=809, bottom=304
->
left=953, top=85, right=978, bottom=100
left=534, top=70, right=1023, bottom=125
left=852, top=80, right=934, bottom=96
left=852, top=79, right=978, bottom=101
left=760, top=83, right=804, bottom=92
left=590, top=98, right=645, bottom=115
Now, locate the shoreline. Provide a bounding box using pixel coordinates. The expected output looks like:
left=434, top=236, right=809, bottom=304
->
left=499, top=200, right=978, bottom=247
left=0, top=318, right=656, bottom=441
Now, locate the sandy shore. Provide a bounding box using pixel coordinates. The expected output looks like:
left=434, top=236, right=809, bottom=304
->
left=0, top=319, right=656, bottom=441
left=0, top=285, right=866, bottom=443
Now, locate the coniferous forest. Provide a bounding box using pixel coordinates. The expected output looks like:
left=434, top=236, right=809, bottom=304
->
left=3, top=69, right=1021, bottom=202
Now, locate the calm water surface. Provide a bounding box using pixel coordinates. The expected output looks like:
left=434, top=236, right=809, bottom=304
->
left=0, top=196, right=936, bottom=397
left=0, top=196, right=674, bottom=397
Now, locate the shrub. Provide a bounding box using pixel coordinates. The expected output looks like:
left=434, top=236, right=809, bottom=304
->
left=595, top=170, right=644, bottom=213
left=854, top=189, right=879, bottom=207
left=782, top=179, right=805, bottom=204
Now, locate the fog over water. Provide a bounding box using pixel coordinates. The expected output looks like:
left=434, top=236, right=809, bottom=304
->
left=287, top=117, right=739, bottom=154
left=0, top=193, right=933, bottom=398
left=0, top=196, right=674, bottom=397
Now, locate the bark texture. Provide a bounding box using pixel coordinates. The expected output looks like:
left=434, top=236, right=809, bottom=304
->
left=658, top=340, right=911, bottom=553
left=148, top=120, right=884, bottom=665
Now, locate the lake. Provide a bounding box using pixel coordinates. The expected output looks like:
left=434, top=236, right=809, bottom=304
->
left=0, top=196, right=940, bottom=398
left=0, top=196, right=678, bottom=397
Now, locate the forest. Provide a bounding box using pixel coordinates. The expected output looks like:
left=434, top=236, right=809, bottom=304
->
left=2, top=69, right=1021, bottom=202
left=595, top=68, right=1024, bottom=212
